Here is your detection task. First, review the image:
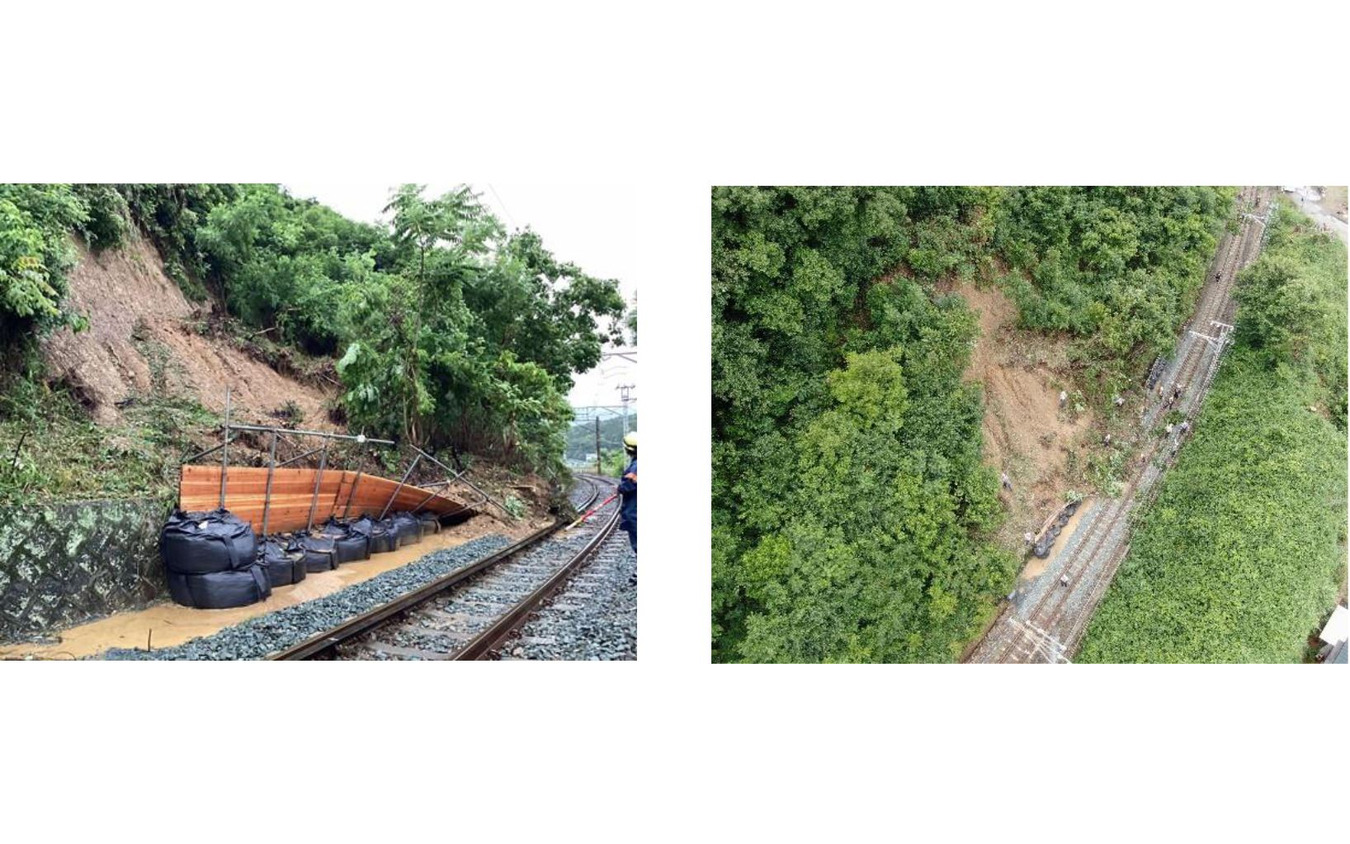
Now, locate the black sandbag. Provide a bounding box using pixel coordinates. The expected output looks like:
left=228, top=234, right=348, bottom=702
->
left=349, top=516, right=395, bottom=554
left=392, top=513, right=422, bottom=546
left=292, top=535, right=338, bottom=572
left=167, top=565, right=271, bottom=609
left=161, top=509, right=258, bottom=575
left=166, top=570, right=194, bottom=606
left=332, top=533, right=369, bottom=563
left=258, top=539, right=306, bottom=588
left=318, top=520, right=370, bottom=562
left=368, top=527, right=396, bottom=554
left=417, top=514, right=440, bottom=536
left=376, top=517, right=402, bottom=551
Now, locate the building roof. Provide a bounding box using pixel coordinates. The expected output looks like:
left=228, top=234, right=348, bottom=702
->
left=1318, top=605, right=1348, bottom=646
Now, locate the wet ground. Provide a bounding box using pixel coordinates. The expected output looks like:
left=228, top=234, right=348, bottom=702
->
left=1285, top=186, right=1347, bottom=243
left=0, top=513, right=549, bottom=660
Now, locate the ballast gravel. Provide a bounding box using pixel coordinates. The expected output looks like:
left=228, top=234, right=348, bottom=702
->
left=501, top=529, right=636, bottom=661
left=344, top=492, right=621, bottom=659
left=101, top=534, right=513, bottom=660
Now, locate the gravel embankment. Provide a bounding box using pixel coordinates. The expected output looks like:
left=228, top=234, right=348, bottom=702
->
left=102, top=535, right=512, bottom=660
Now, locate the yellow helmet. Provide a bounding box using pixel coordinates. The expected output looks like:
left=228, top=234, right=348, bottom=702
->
left=623, top=431, right=638, bottom=451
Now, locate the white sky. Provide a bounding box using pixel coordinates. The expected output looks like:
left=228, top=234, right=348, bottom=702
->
left=280, top=182, right=638, bottom=413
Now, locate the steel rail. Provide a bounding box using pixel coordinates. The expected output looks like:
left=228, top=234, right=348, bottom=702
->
left=453, top=491, right=622, bottom=661
left=1018, top=199, right=1263, bottom=659
left=268, top=477, right=605, bottom=660
left=970, top=189, right=1270, bottom=663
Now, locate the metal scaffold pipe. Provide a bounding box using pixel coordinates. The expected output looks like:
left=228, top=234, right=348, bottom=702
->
left=261, top=431, right=279, bottom=535
left=342, top=470, right=365, bottom=519
left=218, top=387, right=231, bottom=509
left=306, top=442, right=330, bottom=532
left=413, top=447, right=515, bottom=520
left=379, top=454, right=422, bottom=520
left=223, top=423, right=394, bottom=446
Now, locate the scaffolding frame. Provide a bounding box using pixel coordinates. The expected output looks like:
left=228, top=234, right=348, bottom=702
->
left=179, top=393, right=514, bottom=534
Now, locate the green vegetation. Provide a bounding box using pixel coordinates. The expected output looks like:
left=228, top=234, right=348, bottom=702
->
left=1079, top=201, right=1347, bottom=663
left=0, top=185, right=89, bottom=390
left=0, top=183, right=625, bottom=493
left=994, top=187, right=1233, bottom=395
left=712, top=186, right=1241, bottom=663
left=712, top=187, right=1015, bottom=663
left=0, top=386, right=213, bottom=508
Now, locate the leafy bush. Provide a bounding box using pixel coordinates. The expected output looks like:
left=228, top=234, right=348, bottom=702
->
left=1079, top=201, right=1348, bottom=663
left=994, top=187, right=1233, bottom=394
left=1077, top=354, right=1347, bottom=662
left=72, top=184, right=130, bottom=250
left=0, top=184, right=89, bottom=398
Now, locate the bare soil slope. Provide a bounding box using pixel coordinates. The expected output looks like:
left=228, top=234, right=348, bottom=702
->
left=42, top=230, right=335, bottom=426
left=950, top=281, right=1094, bottom=548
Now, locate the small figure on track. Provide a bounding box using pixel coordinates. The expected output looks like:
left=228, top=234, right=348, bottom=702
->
left=1059, top=390, right=1068, bottom=408
left=1102, top=433, right=1112, bottom=447
left=1165, top=423, right=1174, bottom=437
left=1001, top=472, right=1013, bottom=492
left=1059, top=574, right=1069, bottom=587
left=1024, top=531, right=1035, bottom=546
left=1179, top=421, right=1190, bottom=435
left=618, top=432, right=638, bottom=554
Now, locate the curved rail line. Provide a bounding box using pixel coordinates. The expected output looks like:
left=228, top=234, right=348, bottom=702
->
left=269, top=475, right=619, bottom=661
left=968, top=188, right=1271, bottom=663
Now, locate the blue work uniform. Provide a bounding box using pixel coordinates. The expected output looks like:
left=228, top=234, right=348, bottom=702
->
left=618, top=457, right=636, bottom=552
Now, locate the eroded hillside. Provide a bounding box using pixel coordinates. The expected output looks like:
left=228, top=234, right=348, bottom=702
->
left=43, top=229, right=336, bottom=428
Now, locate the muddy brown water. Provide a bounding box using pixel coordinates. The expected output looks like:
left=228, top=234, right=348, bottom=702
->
left=0, top=514, right=550, bottom=660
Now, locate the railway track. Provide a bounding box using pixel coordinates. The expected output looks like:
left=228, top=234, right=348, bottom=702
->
left=270, top=475, right=621, bottom=660
left=495, top=526, right=637, bottom=660
left=968, top=188, right=1272, bottom=663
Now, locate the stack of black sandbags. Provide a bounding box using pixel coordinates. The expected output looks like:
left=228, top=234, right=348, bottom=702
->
left=161, top=509, right=271, bottom=609
left=257, top=539, right=307, bottom=588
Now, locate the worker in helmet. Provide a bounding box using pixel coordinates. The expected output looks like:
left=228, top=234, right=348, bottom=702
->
left=618, top=432, right=637, bottom=553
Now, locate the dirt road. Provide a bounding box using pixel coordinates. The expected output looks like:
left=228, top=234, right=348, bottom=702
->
left=966, top=187, right=1272, bottom=663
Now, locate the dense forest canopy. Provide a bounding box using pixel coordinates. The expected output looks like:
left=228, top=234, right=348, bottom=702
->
left=712, top=185, right=1236, bottom=663
left=0, top=183, right=627, bottom=478
left=1079, top=201, right=1348, bottom=663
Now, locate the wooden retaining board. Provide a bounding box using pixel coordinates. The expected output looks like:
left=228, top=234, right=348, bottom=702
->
left=180, top=465, right=475, bottom=532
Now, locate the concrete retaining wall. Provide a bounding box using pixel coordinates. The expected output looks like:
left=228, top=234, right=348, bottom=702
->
left=0, top=498, right=170, bottom=642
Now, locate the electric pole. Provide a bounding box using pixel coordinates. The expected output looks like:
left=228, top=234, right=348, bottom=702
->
left=595, top=416, right=602, bottom=475
left=616, top=383, right=635, bottom=435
